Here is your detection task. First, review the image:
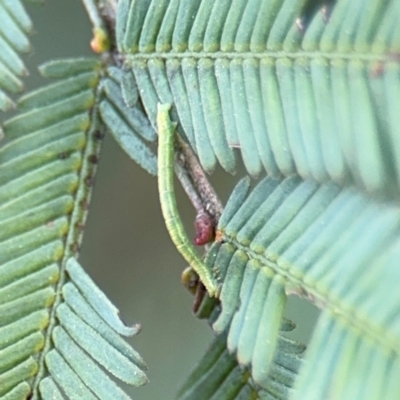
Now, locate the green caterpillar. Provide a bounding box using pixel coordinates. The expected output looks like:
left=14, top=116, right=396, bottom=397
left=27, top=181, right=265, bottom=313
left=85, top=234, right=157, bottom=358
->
left=157, top=103, right=219, bottom=297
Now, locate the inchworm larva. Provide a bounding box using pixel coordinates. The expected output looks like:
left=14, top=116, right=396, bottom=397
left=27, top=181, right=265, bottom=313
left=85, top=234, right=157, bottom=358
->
left=157, top=103, right=219, bottom=297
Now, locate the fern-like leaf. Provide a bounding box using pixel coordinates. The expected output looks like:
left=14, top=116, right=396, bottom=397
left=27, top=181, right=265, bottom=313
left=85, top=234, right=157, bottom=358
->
left=0, top=0, right=33, bottom=111
left=117, top=0, right=400, bottom=200
left=98, top=66, right=158, bottom=175
left=177, top=332, right=292, bottom=400
left=74, top=1, right=399, bottom=398
left=0, top=58, right=147, bottom=399
left=201, top=176, right=400, bottom=400
left=186, top=240, right=304, bottom=399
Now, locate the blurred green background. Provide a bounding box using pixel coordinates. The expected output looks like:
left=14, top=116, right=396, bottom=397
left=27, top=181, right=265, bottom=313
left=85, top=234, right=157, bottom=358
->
left=22, top=1, right=319, bottom=399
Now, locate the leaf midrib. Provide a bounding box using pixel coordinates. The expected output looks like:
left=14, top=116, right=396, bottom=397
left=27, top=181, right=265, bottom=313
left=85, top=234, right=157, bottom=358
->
left=220, top=234, right=400, bottom=358
left=125, top=51, right=391, bottom=63
left=29, top=109, right=102, bottom=397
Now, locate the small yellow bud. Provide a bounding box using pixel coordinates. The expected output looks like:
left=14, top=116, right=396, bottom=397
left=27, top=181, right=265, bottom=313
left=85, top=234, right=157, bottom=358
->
left=90, top=27, right=110, bottom=53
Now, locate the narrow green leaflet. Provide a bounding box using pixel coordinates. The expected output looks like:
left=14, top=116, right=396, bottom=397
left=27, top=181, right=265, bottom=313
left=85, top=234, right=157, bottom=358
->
left=102, top=1, right=400, bottom=399
left=187, top=240, right=304, bottom=399
left=1, top=1, right=395, bottom=399
left=178, top=333, right=269, bottom=400
left=117, top=0, right=400, bottom=201
left=98, top=67, right=158, bottom=175
left=202, top=175, right=400, bottom=400
left=0, top=0, right=33, bottom=111
left=0, top=58, right=147, bottom=399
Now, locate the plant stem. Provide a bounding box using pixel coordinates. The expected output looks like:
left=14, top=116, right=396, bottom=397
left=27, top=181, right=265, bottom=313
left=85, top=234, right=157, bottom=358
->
left=81, top=0, right=105, bottom=31
left=175, top=134, right=223, bottom=222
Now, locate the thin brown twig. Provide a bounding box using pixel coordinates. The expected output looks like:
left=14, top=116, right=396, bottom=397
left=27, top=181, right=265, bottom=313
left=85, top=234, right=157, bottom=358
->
left=174, top=162, right=204, bottom=212
left=175, top=134, right=223, bottom=222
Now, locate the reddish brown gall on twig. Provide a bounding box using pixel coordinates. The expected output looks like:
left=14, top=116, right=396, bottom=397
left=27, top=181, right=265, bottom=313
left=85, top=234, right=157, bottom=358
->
left=193, top=211, right=215, bottom=246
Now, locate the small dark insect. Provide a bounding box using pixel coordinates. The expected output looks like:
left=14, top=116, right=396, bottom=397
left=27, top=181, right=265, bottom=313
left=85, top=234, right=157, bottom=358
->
left=194, top=210, right=215, bottom=246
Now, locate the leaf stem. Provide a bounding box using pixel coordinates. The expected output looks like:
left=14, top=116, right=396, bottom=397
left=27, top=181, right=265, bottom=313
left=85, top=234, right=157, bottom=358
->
left=81, top=0, right=105, bottom=31
left=175, top=134, right=223, bottom=222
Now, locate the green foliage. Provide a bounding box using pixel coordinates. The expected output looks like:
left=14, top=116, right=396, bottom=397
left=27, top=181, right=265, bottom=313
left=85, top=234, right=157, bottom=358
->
left=1, top=0, right=400, bottom=399
left=0, top=53, right=147, bottom=398
left=119, top=0, right=400, bottom=201
left=98, top=67, right=158, bottom=175
left=178, top=332, right=279, bottom=400
left=180, top=242, right=304, bottom=400
left=203, top=176, right=400, bottom=399
left=114, top=0, right=400, bottom=398
left=0, top=0, right=32, bottom=111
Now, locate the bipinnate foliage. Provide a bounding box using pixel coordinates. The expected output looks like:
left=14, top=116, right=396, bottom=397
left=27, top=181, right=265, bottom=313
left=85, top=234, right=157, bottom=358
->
left=1, top=0, right=400, bottom=399
left=120, top=0, right=400, bottom=201
left=0, top=0, right=32, bottom=112
left=117, top=0, right=400, bottom=398
left=0, top=4, right=148, bottom=395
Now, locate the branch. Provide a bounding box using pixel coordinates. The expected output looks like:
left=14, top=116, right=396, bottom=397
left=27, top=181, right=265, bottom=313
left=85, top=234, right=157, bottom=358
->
left=176, top=134, right=223, bottom=220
